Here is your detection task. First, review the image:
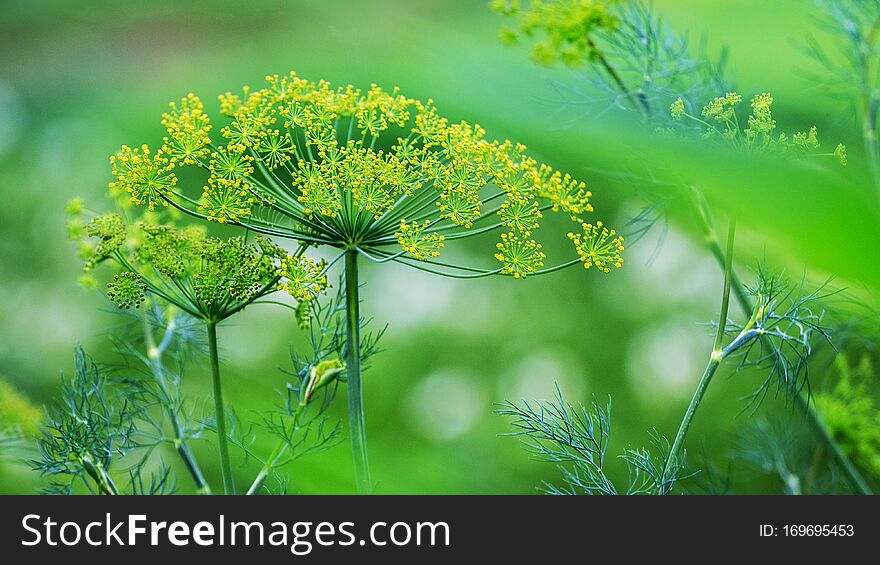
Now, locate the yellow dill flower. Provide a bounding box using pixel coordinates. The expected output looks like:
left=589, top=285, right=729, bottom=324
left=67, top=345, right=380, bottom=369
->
left=161, top=93, right=212, bottom=165
left=209, top=144, right=254, bottom=181
left=293, top=160, right=342, bottom=218
left=257, top=130, right=293, bottom=169
left=396, top=220, right=445, bottom=260
left=277, top=254, right=328, bottom=302
left=793, top=126, right=820, bottom=151
left=676, top=91, right=847, bottom=164
left=702, top=92, right=742, bottom=123
left=835, top=143, right=848, bottom=166
left=670, top=97, right=686, bottom=120
left=494, top=232, right=545, bottom=278
left=199, top=177, right=254, bottom=224
left=111, top=71, right=623, bottom=280
left=745, top=92, right=775, bottom=140
left=498, top=190, right=543, bottom=235
left=109, top=144, right=177, bottom=211
left=567, top=220, right=624, bottom=273
left=534, top=165, right=593, bottom=217
left=492, top=0, right=619, bottom=68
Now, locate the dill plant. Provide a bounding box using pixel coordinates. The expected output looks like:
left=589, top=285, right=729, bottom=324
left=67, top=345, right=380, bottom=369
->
left=104, top=72, right=626, bottom=492
left=809, top=0, right=880, bottom=197
left=492, top=0, right=874, bottom=494
left=72, top=208, right=298, bottom=494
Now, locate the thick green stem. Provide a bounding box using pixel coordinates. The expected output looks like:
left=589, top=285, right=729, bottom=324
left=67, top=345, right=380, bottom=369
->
left=663, top=220, right=735, bottom=482
left=688, top=189, right=872, bottom=494
left=207, top=321, right=234, bottom=495
left=344, top=250, right=371, bottom=493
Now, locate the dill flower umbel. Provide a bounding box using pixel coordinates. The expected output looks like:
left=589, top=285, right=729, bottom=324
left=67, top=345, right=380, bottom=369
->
left=109, top=71, right=622, bottom=278
left=79, top=213, right=309, bottom=320
left=107, top=71, right=624, bottom=493
left=77, top=212, right=311, bottom=495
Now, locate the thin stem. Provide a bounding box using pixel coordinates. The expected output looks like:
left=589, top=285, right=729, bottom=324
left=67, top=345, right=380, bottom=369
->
left=141, top=313, right=212, bottom=495
left=588, top=36, right=650, bottom=118
left=206, top=321, right=234, bottom=495
left=663, top=219, right=736, bottom=482
left=344, top=250, right=371, bottom=493
left=246, top=402, right=304, bottom=495
left=859, top=15, right=880, bottom=196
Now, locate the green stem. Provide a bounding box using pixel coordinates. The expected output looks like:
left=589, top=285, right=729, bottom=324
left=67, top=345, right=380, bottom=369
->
left=142, top=314, right=212, bottom=495
left=588, top=36, right=650, bottom=119
left=345, top=249, right=371, bottom=493
left=246, top=402, right=304, bottom=496
left=663, top=220, right=736, bottom=483
left=81, top=454, right=118, bottom=495
left=207, top=321, right=234, bottom=495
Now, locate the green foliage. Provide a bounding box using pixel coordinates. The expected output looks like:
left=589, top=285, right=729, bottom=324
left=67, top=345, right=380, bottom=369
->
left=816, top=355, right=880, bottom=479
left=238, top=282, right=385, bottom=494
left=494, top=0, right=728, bottom=122
left=498, top=388, right=685, bottom=494
left=725, top=270, right=835, bottom=405
left=31, top=348, right=135, bottom=495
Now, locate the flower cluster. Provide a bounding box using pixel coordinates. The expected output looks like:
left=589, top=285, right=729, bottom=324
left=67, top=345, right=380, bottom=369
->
left=106, top=271, right=146, bottom=309
left=670, top=92, right=847, bottom=164
left=78, top=213, right=324, bottom=319
left=82, top=213, right=126, bottom=270
left=491, top=0, right=619, bottom=67
left=566, top=221, right=624, bottom=273
left=495, top=232, right=545, bottom=278
left=108, top=71, right=623, bottom=278
left=109, top=145, right=177, bottom=211
left=277, top=254, right=328, bottom=302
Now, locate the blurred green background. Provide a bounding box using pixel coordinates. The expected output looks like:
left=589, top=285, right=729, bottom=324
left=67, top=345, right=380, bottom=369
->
left=0, top=0, right=877, bottom=494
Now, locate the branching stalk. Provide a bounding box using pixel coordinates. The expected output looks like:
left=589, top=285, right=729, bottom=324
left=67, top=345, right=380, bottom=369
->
left=80, top=454, right=119, bottom=495
left=687, top=189, right=872, bottom=494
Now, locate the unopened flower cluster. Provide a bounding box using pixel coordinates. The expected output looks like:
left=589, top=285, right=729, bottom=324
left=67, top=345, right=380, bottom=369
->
left=72, top=209, right=326, bottom=317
